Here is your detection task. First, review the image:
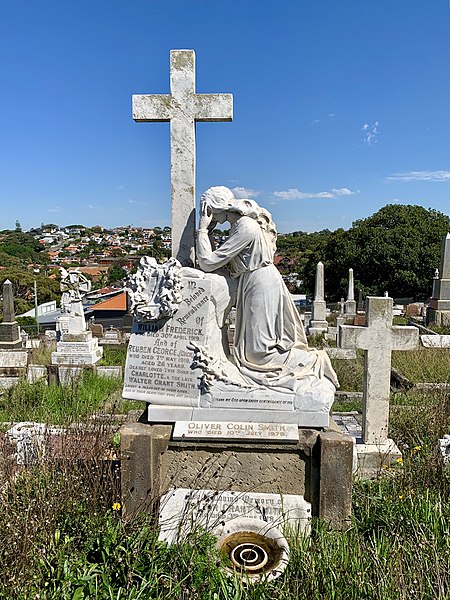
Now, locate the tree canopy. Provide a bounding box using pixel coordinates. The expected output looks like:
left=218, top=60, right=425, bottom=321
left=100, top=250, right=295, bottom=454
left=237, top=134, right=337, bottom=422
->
left=0, top=232, right=47, bottom=265
left=302, top=204, right=450, bottom=301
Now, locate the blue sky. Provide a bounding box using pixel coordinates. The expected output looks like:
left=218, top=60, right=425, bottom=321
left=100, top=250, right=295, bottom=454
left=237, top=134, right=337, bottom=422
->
left=1, top=0, right=450, bottom=233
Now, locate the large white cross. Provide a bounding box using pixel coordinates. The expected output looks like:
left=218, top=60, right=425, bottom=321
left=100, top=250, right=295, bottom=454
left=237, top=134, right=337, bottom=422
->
left=132, top=50, right=233, bottom=267
left=339, top=297, right=418, bottom=445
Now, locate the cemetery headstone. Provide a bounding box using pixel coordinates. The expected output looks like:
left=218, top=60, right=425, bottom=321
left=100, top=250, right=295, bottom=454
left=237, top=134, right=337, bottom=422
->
left=339, top=297, right=418, bottom=444
left=51, top=269, right=103, bottom=366
left=45, top=329, right=57, bottom=342
left=0, top=349, right=28, bottom=389
left=101, top=326, right=121, bottom=345
left=405, top=303, right=420, bottom=318
left=124, top=251, right=337, bottom=427
left=344, top=268, right=356, bottom=315
left=0, top=280, right=22, bottom=349
left=91, top=323, right=104, bottom=339
left=120, top=52, right=353, bottom=546
left=427, top=233, right=450, bottom=326
left=309, top=262, right=328, bottom=334
left=357, top=289, right=364, bottom=313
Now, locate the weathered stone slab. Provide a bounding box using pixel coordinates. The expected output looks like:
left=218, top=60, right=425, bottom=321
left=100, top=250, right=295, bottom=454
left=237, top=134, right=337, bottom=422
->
left=52, top=331, right=103, bottom=366
left=51, top=349, right=103, bottom=365
left=58, top=366, right=84, bottom=385
left=148, top=405, right=329, bottom=427
left=0, top=351, right=28, bottom=368
left=27, top=365, right=47, bottom=384
left=326, top=347, right=357, bottom=359
left=123, top=276, right=214, bottom=404
left=101, top=328, right=122, bottom=345
left=420, top=334, right=450, bottom=348
left=91, top=323, right=104, bottom=338
left=55, top=340, right=98, bottom=353
left=95, top=365, right=123, bottom=379
left=172, top=421, right=299, bottom=442
left=159, top=488, right=311, bottom=544
left=0, top=376, right=19, bottom=389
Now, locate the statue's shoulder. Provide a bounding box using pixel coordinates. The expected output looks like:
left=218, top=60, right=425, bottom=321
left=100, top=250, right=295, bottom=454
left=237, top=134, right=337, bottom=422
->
left=235, top=216, right=259, bottom=235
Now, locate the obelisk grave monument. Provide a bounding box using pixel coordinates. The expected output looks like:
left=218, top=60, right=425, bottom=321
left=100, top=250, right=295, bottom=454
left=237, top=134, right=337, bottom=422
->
left=427, top=233, right=450, bottom=326
left=0, top=280, right=22, bottom=349
left=133, top=49, right=233, bottom=267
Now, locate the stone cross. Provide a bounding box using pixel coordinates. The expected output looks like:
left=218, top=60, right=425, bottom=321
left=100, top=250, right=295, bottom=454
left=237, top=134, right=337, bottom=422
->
left=339, top=296, right=418, bottom=445
left=132, top=50, right=233, bottom=267
left=344, top=268, right=356, bottom=315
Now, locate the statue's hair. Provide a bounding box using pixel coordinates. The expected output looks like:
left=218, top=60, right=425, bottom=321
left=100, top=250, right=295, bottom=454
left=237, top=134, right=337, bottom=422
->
left=200, top=186, right=277, bottom=255
left=200, top=186, right=236, bottom=213
left=201, top=187, right=276, bottom=231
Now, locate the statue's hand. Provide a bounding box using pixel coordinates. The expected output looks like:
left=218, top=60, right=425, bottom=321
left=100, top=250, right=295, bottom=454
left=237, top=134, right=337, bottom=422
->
left=199, top=201, right=213, bottom=230
left=208, top=219, right=218, bottom=232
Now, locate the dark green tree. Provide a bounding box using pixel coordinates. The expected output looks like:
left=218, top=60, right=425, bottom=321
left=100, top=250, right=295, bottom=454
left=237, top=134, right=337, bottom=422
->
left=303, top=204, right=450, bottom=301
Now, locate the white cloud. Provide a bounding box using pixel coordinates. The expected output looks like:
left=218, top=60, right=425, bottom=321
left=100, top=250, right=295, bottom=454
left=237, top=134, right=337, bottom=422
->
left=362, top=121, right=379, bottom=146
left=273, top=187, right=356, bottom=201
left=331, top=188, right=355, bottom=196
left=387, top=170, right=450, bottom=182
left=128, top=198, right=149, bottom=206
left=311, top=118, right=320, bottom=125
left=274, top=189, right=333, bottom=200
left=231, top=187, right=260, bottom=199
left=86, top=204, right=98, bottom=210
left=47, top=206, right=60, bottom=213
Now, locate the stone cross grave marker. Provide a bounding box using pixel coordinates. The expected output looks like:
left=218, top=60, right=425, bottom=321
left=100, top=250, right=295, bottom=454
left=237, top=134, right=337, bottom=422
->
left=339, top=296, right=418, bottom=445
left=133, top=49, right=233, bottom=267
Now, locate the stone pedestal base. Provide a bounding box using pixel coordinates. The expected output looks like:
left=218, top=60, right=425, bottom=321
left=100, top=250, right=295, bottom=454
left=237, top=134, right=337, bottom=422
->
left=120, top=421, right=353, bottom=529
left=308, top=321, right=328, bottom=335
left=51, top=331, right=103, bottom=366
left=426, top=307, right=450, bottom=327
left=354, top=438, right=402, bottom=479
left=146, top=404, right=330, bottom=427
left=0, top=322, right=22, bottom=349
left=344, top=300, right=356, bottom=316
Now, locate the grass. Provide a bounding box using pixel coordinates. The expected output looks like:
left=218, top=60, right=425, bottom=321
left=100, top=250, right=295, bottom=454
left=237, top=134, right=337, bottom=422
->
left=100, top=345, right=128, bottom=366
left=392, top=348, right=450, bottom=384
left=332, top=348, right=450, bottom=392
left=31, top=343, right=54, bottom=366
left=0, top=371, right=123, bottom=425
left=331, top=352, right=365, bottom=392
left=0, top=419, right=449, bottom=598
left=0, top=356, right=449, bottom=597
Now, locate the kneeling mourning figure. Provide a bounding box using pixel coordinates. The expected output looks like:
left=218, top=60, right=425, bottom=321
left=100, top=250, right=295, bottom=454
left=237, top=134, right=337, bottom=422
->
left=124, top=186, right=338, bottom=426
